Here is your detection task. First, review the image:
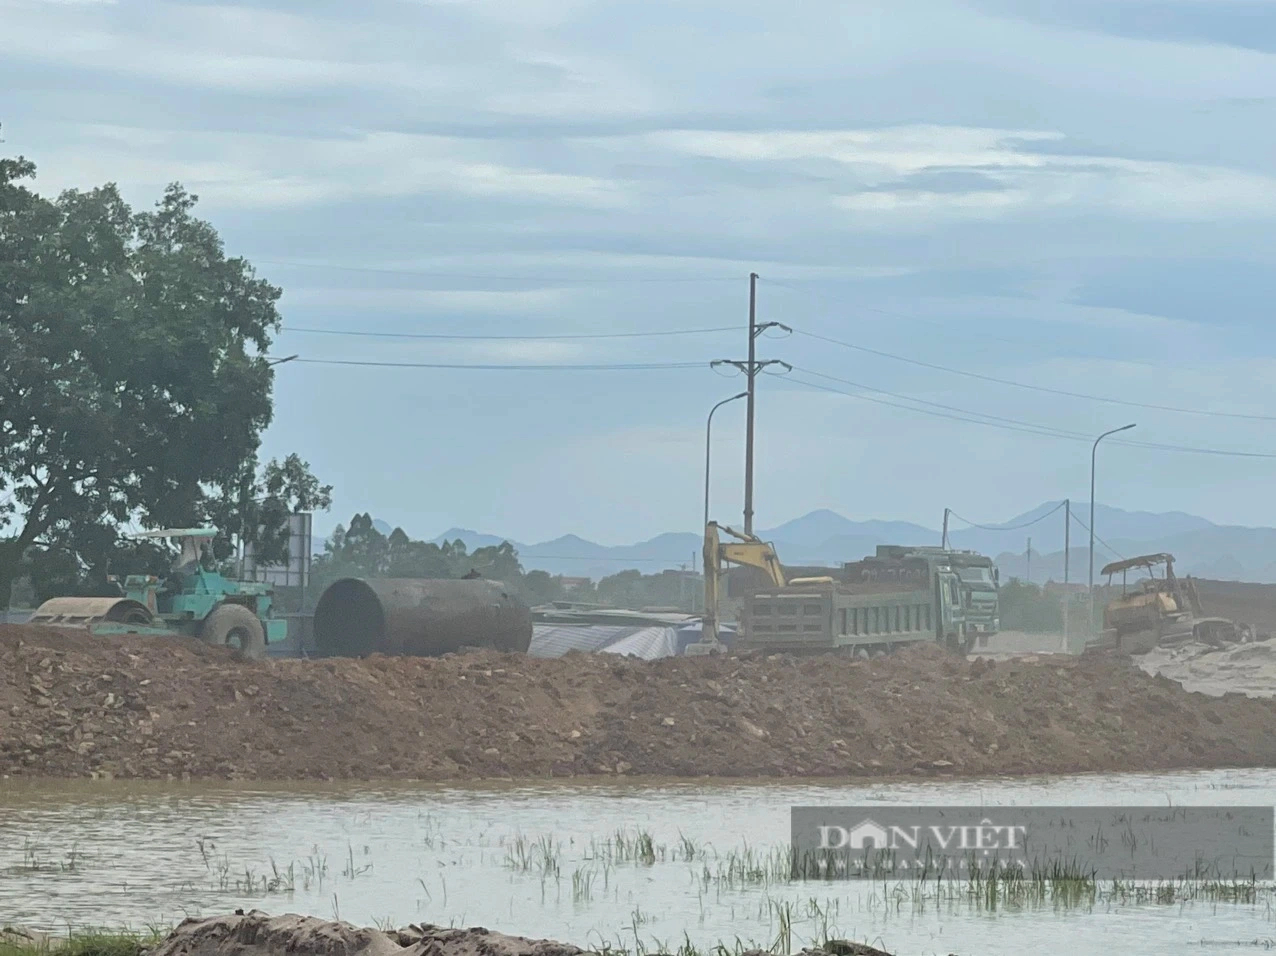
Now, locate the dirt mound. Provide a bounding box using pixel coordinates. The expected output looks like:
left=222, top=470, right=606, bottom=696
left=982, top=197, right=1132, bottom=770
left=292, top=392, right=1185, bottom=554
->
left=3, top=622, right=1276, bottom=781
left=1195, top=579, right=1276, bottom=637
left=146, top=913, right=891, bottom=956
left=147, top=912, right=586, bottom=956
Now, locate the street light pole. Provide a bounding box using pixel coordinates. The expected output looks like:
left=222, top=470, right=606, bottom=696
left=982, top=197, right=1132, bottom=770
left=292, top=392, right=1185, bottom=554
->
left=705, top=392, right=749, bottom=531
left=1089, top=423, right=1136, bottom=633
left=744, top=273, right=758, bottom=534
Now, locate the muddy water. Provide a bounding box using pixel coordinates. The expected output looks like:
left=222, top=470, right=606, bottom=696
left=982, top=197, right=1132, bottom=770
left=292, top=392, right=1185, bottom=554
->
left=2, top=772, right=1275, bottom=956
left=1138, top=639, right=1276, bottom=697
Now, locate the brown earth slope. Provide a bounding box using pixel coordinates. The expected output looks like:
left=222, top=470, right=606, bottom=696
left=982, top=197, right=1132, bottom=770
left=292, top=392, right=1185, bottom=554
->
left=2, top=623, right=1275, bottom=781
left=145, top=911, right=894, bottom=956
left=1196, top=579, right=1276, bottom=637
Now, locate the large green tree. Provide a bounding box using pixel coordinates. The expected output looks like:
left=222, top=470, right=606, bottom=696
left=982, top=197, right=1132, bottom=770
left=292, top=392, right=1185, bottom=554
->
left=0, top=150, right=318, bottom=605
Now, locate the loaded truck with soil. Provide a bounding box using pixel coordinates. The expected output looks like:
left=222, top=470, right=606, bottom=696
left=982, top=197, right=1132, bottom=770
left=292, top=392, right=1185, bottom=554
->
left=885, top=546, right=999, bottom=639
left=696, top=522, right=971, bottom=655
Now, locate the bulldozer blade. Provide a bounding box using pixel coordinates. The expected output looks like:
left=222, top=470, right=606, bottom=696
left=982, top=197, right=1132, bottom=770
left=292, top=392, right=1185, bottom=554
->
left=28, top=597, right=154, bottom=628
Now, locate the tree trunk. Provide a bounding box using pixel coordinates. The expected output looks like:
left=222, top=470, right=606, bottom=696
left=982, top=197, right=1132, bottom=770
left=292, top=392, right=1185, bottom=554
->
left=0, top=518, right=45, bottom=611
left=0, top=538, right=23, bottom=611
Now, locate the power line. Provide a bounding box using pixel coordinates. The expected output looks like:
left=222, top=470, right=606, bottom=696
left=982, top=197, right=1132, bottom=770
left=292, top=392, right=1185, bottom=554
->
left=764, top=277, right=1165, bottom=370
left=1069, top=510, right=1125, bottom=562
left=787, top=365, right=1094, bottom=438
left=774, top=368, right=1276, bottom=459
left=786, top=327, right=1276, bottom=424
left=949, top=501, right=1067, bottom=533
left=256, top=258, right=742, bottom=284
left=281, top=325, right=738, bottom=341
left=286, top=358, right=708, bottom=370
left=773, top=371, right=1096, bottom=442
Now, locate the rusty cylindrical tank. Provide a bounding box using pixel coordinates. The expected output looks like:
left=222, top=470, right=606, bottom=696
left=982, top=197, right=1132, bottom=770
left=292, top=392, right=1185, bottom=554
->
left=312, top=578, right=532, bottom=658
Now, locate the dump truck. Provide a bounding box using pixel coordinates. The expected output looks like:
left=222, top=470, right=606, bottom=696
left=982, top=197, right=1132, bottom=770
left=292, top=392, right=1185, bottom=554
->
left=1098, top=552, right=1252, bottom=652
left=883, top=546, right=1000, bottom=639
left=695, top=522, right=969, bottom=655
left=27, top=528, right=285, bottom=659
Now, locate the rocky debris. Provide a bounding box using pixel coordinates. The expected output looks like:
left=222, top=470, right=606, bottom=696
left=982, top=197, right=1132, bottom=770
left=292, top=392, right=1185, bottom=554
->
left=145, top=915, right=893, bottom=956
left=149, top=913, right=406, bottom=956
left=3, top=622, right=1276, bottom=781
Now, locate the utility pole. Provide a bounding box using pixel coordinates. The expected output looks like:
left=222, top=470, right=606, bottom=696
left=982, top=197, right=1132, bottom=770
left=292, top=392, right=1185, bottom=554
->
left=711, top=273, right=791, bottom=537
left=942, top=508, right=950, bottom=550
left=1026, top=537, right=1032, bottom=584
left=744, top=273, right=758, bottom=535
left=1063, top=499, right=1070, bottom=585
left=1062, top=501, right=1071, bottom=653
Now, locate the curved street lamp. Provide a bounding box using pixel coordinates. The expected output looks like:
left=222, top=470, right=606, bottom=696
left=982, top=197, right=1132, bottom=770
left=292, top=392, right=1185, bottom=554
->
left=705, top=392, right=749, bottom=532
left=1089, top=423, right=1136, bottom=633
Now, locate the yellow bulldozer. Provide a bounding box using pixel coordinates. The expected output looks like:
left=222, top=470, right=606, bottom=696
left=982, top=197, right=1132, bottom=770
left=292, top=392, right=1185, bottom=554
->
left=1099, top=552, right=1250, bottom=652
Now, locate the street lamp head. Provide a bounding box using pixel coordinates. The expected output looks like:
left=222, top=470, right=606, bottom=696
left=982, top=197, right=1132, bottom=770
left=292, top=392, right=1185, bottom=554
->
left=1117, top=423, right=1136, bottom=433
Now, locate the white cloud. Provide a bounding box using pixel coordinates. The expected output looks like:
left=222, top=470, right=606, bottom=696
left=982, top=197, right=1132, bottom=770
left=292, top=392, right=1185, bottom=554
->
left=32, top=126, right=630, bottom=210
left=464, top=340, right=587, bottom=363
left=413, top=0, right=598, bottom=28
left=642, top=126, right=1276, bottom=222
left=280, top=287, right=572, bottom=313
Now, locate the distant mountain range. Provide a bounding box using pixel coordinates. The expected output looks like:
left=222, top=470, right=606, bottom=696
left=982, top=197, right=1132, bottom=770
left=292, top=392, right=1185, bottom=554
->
left=391, top=503, right=1276, bottom=584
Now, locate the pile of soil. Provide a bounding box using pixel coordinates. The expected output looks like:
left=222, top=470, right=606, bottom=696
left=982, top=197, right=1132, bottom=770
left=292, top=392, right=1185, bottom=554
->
left=145, top=912, right=893, bottom=956
left=1196, top=579, right=1276, bottom=638
left=2, top=622, right=1276, bottom=781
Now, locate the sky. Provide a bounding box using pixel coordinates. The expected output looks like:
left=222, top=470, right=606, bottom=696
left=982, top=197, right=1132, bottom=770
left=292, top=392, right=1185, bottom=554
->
left=5, top=0, right=1276, bottom=548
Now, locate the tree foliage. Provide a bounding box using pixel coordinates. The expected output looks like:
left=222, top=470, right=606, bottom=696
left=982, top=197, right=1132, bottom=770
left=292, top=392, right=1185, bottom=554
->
left=0, top=149, right=326, bottom=604
left=308, top=514, right=701, bottom=612
left=310, top=514, right=530, bottom=602
left=998, top=578, right=1063, bottom=633
left=591, top=568, right=699, bottom=612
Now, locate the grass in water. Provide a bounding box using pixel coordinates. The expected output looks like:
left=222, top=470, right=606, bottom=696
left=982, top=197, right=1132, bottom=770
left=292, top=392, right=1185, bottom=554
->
left=0, top=930, right=164, bottom=956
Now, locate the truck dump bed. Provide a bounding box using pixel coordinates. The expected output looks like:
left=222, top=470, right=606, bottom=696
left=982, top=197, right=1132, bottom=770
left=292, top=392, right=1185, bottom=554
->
left=741, top=581, right=940, bottom=653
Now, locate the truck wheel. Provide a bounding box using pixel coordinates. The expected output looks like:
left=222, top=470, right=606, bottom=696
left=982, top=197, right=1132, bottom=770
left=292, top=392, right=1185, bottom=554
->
left=201, top=604, right=266, bottom=660
left=945, top=633, right=969, bottom=656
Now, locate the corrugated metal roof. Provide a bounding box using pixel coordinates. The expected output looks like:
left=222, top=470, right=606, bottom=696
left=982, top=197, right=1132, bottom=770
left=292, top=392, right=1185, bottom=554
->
left=529, top=624, right=678, bottom=660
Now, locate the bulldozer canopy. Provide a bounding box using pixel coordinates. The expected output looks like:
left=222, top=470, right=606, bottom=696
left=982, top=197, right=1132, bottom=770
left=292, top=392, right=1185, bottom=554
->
left=1101, top=553, right=1176, bottom=577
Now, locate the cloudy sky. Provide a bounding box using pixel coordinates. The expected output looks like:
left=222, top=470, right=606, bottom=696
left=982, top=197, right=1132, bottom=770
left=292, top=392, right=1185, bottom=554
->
left=5, top=0, right=1276, bottom=549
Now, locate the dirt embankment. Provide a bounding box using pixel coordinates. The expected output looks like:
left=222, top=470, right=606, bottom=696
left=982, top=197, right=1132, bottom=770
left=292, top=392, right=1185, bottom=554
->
left=3, top=622, right=1276, bottom=781
left=1196, top=579, right=1276, bottom=637
left=145, top=912, right=894, bottom=956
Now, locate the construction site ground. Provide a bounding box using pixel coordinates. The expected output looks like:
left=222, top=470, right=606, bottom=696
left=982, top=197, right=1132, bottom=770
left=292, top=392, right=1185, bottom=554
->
left=5, top=622, right=1276, bottom=782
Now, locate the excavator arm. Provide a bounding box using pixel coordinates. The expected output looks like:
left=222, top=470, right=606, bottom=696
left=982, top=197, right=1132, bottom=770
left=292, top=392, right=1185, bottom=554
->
left=693, top=521, right=786, bottom=654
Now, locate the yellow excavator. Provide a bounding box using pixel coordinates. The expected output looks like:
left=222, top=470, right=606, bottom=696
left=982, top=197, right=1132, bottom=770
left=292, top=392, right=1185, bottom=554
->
left=687, top=521, right=832, bottom=656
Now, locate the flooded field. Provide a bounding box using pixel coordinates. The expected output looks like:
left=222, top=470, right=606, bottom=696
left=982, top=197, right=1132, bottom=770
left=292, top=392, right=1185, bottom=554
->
left=3, top=771, right=1276, bottom=956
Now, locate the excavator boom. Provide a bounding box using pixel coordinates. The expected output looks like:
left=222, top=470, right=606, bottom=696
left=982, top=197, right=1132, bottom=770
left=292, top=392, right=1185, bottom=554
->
left=691, top=521, right=786, bottom=655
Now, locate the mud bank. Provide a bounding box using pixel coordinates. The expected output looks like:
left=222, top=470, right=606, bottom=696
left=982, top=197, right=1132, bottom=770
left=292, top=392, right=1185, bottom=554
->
left=3, top=623, right=1276, bottom=781
left=144, top=913, right=895, bottom=956
left=1138, top=637, right=1276, bottom=698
